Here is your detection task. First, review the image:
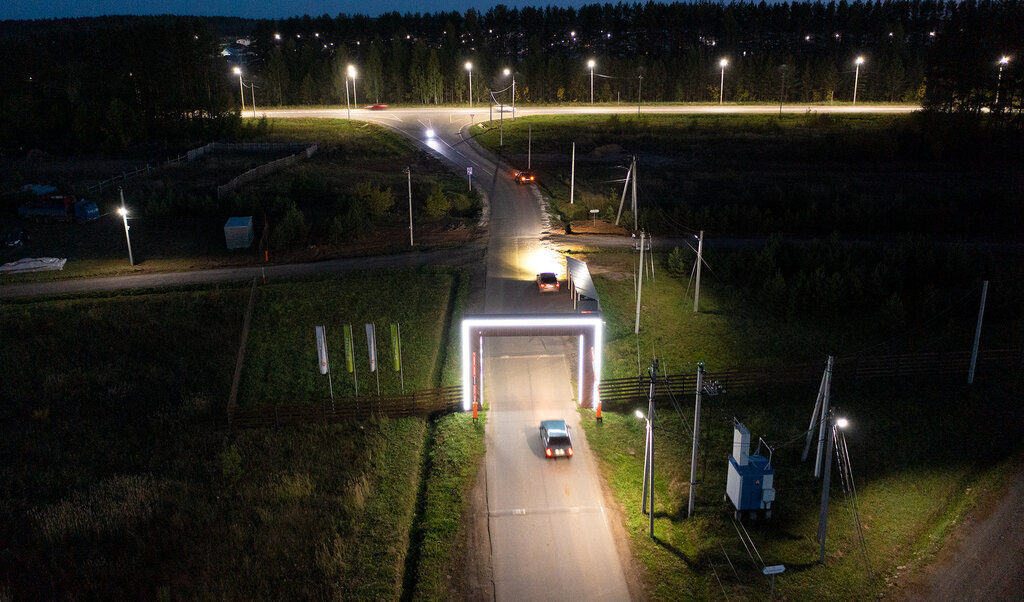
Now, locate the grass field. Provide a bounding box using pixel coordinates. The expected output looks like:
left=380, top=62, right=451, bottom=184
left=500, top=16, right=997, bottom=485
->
left=238, top=269, right=458, bottom=403
left=471, top=113, right=1024, bottom=241
left=0, top=118, right=477, bottom=284
left=0, top=269, right=485, bottom=599
left=576, top=248, right=1023, bottom=599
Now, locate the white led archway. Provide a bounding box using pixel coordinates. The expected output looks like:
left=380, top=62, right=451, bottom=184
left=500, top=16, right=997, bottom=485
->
left=460, top=314, right=603, bottom=412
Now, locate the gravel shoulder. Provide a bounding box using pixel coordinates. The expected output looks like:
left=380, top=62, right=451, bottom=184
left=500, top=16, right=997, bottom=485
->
left=898, top=459, right=1024, bottom=601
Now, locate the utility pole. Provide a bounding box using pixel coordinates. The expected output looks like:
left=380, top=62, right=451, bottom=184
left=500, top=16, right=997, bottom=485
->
left=803, top=356, right=834, bottom=464
left=644, top=360, right=658, bottom=539
left=570, top=142, right=575, bottom=205
left=968, top=280, right=989, bottom=384
left=693, top=230, right=704, bottom=312
left=404, top=167, right=414, bottom=246
left=779, top=64, right=787, bottom=116
left=345, top=79, right=351, bottom=121
left=813, top=356, right=834, bottom=477
left=688, top=363, right=704, bottom=518
left=615, top=157, right=633, bottom=226
left=635, top=231, right=645, bottom=334
left=638, top=74, right=643, bottom=117
left=631, top=156, right=638, bottom=230
left=818, top=410, right=836, bottom=564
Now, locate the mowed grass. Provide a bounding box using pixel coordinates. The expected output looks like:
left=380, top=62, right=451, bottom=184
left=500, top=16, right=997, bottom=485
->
left=0, top=270, right=479, bottom=599
left=238, top=268, right=458, bottom=404
left=577, top=250, right=1022, bottom=599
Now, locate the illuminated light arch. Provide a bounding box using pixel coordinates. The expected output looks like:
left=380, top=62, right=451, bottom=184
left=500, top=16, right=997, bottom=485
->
left=460, top=314, right=603, bottom=413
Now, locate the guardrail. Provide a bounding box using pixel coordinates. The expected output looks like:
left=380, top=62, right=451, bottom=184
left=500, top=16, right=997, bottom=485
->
left=228, top=385, right=463, bottom=428
left=598, top=348, right=1021, bottom=408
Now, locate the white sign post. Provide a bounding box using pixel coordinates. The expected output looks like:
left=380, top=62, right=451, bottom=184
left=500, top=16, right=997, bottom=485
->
left=763, top=565, right=785, bottom=600
left=315, top=325, right=333, bottom=400
left=366, top=323, right=380, bottom=395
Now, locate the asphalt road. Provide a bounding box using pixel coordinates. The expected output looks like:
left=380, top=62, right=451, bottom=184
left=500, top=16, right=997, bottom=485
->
left=380, top=107, right=633, bottom=600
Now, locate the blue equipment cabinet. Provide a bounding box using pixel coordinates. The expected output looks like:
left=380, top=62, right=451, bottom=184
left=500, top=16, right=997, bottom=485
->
left=726, top=421, right=775, bottom=519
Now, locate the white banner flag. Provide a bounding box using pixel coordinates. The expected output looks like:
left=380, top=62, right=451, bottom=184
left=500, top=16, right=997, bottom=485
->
left=315, top=325, right=329, bottom=375
left=365, top=323, right=377, bottom=372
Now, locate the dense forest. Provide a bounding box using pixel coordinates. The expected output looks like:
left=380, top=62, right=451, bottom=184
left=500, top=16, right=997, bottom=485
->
left=0, top=1, right=1021, bottom=153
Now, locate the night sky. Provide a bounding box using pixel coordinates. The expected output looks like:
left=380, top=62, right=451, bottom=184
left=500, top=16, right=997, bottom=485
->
left=5, top=0, right=594, bottom=20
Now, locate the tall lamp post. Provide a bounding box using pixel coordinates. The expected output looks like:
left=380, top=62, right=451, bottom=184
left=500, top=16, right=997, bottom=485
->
left=996, top=56, right=1010, bottom=105
left=348, top=64, right=357, bottom=106
left=233, top=67, right=245, bottom=114
left=118, top=187, right=134, bottom=267
left=719, top=58, right=728, bottom=104
left=853, top=56, right=865, bottom=104
left=465, top=62, right=473, bottom=108
left=503, top=68, right=516, bottom=118
left=588, top=59, right=596, bottom=104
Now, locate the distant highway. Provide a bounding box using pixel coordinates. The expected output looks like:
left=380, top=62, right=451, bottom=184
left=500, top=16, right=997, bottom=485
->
left=261, top=102, right=919, bottom=123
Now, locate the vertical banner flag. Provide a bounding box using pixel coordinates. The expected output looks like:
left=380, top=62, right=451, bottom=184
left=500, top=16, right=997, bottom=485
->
left=391, top=323, right=402, bottom=371
left=343, top=324, right=354, bottom=373
left=365, top=323, right=377, bottom=372
left=315, top=326, right=329, bottom=375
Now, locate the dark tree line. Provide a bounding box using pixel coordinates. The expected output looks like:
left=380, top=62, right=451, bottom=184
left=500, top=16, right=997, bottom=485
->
left=0, top=2, right=1020, bottom=154
left=0, top=16, right=240, bottom=154
left=247, top=0, right=1021, bottom=113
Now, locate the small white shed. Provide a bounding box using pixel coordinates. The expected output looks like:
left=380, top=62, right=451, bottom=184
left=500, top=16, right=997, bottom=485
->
left=224, top=216, right=254, bottom=249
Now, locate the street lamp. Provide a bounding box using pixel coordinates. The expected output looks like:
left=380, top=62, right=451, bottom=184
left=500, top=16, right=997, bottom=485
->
left=587, top=59, right=596, bottom=104
left=503, top=68, right=516, bottom=118
left=233, top=66, right=245, bottom=114
left=996, top=56, right=1010, bottom=105
left=118, top=187, right=134, bottom=267
left=465, top=61, right=473, bottom=107
left=719, top=58, right=728, bottom=104
left=348, top=64, right=357, bottom=106
left=853, top=56, right=865, bottom=104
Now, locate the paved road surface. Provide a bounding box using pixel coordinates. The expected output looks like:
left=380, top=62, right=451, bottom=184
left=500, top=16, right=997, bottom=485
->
left=394, top=108, right=632, bottom=600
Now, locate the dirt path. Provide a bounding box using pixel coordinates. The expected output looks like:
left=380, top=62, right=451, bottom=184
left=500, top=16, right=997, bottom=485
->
left=901, top=462, right=1024, bottom=601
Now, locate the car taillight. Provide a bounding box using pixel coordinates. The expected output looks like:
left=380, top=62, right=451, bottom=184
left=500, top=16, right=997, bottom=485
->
left=545, top=448, right=553, bottom=457
left=567, top=447, right=574, bottom=456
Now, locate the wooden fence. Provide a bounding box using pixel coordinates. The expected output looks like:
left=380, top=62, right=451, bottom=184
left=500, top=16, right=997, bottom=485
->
left=87, top=142, right=316, bottom=194
left=598, top=349, right=1021, bottom=409
left=228, top=385, right=463, bottom=429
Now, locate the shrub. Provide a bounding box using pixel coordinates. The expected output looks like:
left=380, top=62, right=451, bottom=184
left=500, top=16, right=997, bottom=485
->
left=666, top=246, right=689, bottom=277
left=271, top=202, right=308, bottom=249
left=425, top=184, right=450, bottom=216
left=329, top=202, right=372, bottom=243
left=353, top=181, right=395, bottom=217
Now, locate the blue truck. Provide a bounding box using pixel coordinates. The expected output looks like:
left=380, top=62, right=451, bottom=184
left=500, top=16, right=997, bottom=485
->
left=18, top=194, right=100, bottom=223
